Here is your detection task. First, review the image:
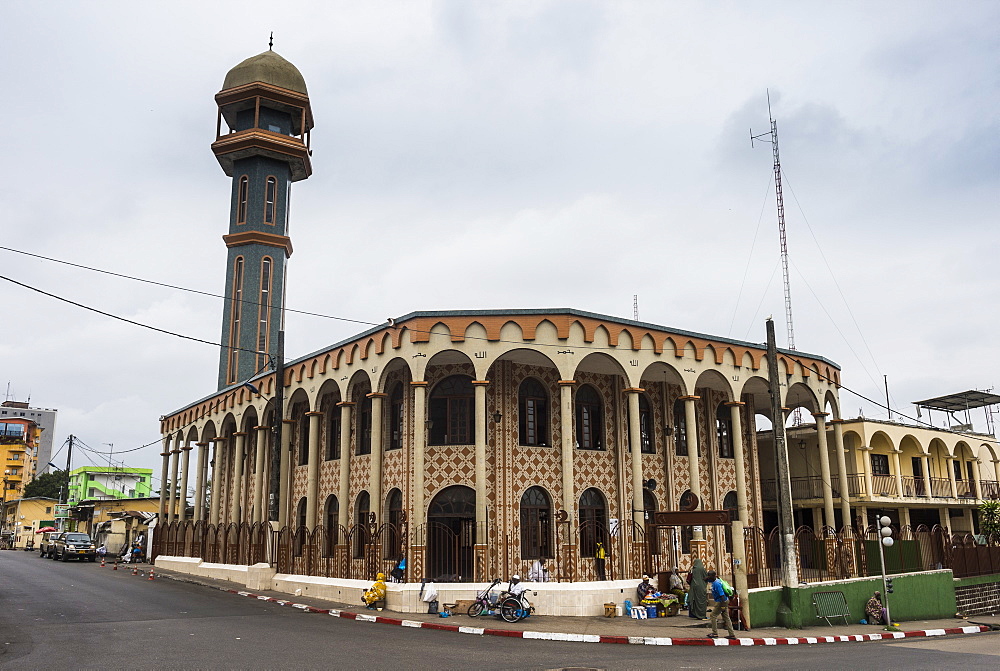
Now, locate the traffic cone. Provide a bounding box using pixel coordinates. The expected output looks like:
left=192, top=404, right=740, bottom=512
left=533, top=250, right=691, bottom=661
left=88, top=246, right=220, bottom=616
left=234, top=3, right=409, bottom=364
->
left=101, top=557, right=106, bottom=567
left=148, top=569, right=155, bottom=581
left=113, top=560, right=118, bottom=570
left=132, top=565, right=138, bottom=576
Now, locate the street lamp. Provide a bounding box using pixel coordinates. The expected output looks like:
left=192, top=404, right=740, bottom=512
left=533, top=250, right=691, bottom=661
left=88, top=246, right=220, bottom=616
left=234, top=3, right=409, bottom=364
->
left=877, top=515, right=894, bottom=627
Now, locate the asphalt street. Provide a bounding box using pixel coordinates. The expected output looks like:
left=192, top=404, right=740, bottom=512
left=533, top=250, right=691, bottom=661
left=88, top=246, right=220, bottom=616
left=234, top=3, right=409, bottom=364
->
left=1, top=550, right=997, bottom=670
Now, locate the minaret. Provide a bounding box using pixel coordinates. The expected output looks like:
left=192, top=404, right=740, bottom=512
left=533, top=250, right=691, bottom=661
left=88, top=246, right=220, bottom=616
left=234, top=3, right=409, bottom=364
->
left=212, top=48, right=314, bottom=389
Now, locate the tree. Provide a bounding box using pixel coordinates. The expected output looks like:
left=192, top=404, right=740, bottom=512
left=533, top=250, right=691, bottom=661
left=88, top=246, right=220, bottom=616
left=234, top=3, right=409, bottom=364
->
left=22, top=470, right=69, bottom=500
left=980, top=500, right=1000, bottom=538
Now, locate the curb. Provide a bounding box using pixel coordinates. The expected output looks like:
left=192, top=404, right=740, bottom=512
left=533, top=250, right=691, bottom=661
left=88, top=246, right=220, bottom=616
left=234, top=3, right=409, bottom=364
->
left=153, top=572, right=991, bottom=646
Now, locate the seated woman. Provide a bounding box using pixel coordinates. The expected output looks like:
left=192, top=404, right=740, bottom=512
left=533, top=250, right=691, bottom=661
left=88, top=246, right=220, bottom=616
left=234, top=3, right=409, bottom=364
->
left=865, top=591, right=885, bottom=625
left=362, top=572, right=387, bottom=609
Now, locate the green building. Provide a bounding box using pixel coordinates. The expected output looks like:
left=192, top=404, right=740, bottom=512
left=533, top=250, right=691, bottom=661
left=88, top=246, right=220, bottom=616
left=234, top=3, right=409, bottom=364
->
left=67, top=466, right=153, bottom=504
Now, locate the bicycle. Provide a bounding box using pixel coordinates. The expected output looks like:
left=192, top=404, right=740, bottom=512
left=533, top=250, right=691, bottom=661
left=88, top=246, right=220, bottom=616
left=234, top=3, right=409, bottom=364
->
left=467, top=578, right=503, bottom=617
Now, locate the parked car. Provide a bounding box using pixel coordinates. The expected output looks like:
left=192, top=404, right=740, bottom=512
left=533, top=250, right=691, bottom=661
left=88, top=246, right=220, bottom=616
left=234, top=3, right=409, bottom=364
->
left=52, top=532, right=97, bottom=562
left=38, top=532, right=60, bottom=558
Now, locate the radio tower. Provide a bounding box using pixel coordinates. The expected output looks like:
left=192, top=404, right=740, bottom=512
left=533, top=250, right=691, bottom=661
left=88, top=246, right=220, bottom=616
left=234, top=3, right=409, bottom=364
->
left=752, top=92, right=800, bottom=423
left=633, top=294, right=640, bottom=321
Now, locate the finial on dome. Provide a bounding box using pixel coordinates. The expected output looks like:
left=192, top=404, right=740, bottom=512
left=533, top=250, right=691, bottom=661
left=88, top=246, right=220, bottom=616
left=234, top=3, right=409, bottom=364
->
left=269, top=32, right=273, bottom=51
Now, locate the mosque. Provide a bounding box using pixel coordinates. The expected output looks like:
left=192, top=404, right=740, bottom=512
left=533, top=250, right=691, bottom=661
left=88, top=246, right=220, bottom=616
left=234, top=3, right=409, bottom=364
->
left=155, top=48, right=995, bottom=599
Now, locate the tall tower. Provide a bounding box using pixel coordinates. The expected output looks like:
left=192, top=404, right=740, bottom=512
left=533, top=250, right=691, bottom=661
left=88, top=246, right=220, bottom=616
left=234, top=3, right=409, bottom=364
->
left=212, top=49, right=314, bottom=389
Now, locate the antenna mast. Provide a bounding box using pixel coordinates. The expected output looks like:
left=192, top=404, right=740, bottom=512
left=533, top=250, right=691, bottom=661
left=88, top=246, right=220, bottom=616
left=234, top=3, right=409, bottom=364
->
left=633, top=294, right=639, bottom=321
left=751, top=92, right=796, bottom=353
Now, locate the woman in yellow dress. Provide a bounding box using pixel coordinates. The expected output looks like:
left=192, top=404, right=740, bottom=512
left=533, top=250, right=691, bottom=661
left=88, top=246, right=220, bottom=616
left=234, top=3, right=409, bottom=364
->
left=363, top=573, right=387, bottom=609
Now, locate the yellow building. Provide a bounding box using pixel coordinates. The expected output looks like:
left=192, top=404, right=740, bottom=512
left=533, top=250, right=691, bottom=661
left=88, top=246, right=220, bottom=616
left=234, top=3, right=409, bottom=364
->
left=1, top=417, right=40, bottom=500
left=0, top=496, right=58, bottom=549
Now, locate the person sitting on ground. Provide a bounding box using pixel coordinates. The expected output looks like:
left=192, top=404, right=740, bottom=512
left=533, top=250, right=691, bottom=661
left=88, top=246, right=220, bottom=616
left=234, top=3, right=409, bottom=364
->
left=97, top=544, right=107, bottom=558
left=705, top=569, right=736, bottom=640
left=668, top=567, right=686, bottom=601
left=131, top=544, right=143, bottom=564
left=362, top=572, right=387, bottom=609
left=636, top=574, right=654, bottom=601
left=528, top=558, right=549, bottom=582
left=865, top=591, right=885, bottom=625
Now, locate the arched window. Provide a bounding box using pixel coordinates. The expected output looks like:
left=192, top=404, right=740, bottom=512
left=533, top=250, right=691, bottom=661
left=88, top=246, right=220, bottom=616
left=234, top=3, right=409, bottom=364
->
left=256, top=257, right=272, bottom=372
left=388, top=383, right=404, bottom=451
left=325, top=405, right=341, bottom=460
left=679, top=490, right=693, bottom=554
left=264, top=176, right=277, bottom=224
left=575, top=385, right=603, bottom=450
left=384, top=488, right=403, bottom=560
left=519, top=486, right=552, bottom=559
left=723, top=491, right=738, bottom=552
left=236, top=175, right=248, bottom=224
left=673, top=398, right=687, bottom=456
left=717, top=403, right=734, bottom=459
left=578, top=488, right=608, bottom=557
left=296, top=497, right=307, bottom=528
left=639, top=394, right=654, bottom=454
left=354, top=491, right=370, bottom=559
left=294, top=497, right=308, bottom=556
left=429, top=375, right=474, bottom=445
left=643, top=488, right=661, bottom=555
left=356, top=391, right=372, bottom=455
left=324, top=495, right=339, bottom=553
left=518, top=378, right=550, bottom=446
left=227, top=257, right=244, bottom=385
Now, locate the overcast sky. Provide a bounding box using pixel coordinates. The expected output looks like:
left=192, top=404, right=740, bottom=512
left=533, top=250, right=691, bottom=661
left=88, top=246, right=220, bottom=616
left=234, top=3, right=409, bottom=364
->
left=2, top=1, right=997, bottom=481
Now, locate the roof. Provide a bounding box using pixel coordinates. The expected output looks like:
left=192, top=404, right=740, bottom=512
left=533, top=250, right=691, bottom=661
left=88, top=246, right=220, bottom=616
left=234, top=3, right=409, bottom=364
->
left=222, top=50, right=307, bottom=95
left=912, top=390, right=1000, bottom=412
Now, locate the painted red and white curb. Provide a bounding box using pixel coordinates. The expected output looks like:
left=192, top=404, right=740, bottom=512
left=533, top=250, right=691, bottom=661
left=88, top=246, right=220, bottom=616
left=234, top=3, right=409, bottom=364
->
left=156, top=573, right=992, bottom=646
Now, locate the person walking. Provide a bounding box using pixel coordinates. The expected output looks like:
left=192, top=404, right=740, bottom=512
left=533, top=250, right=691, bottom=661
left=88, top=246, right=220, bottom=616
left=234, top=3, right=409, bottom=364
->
left=594, top=542, right=607, bottom=580
left=688, top=558, right=708, bottom=619
left=705, top=569, right=736, bottom=639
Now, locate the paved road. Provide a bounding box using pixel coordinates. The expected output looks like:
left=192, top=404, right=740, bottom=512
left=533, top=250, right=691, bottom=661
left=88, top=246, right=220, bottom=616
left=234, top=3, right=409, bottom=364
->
left=1, top=550, right=997, bottom=669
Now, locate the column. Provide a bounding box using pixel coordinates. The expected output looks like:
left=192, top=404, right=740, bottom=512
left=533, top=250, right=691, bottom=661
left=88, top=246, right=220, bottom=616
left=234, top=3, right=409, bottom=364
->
left=860, top=445, right=873, bottom=499
left=558, top=381, right=576, bottom=517
left=179, top=442, right=193, bottom=522
left=625, top=388, right=644, bottom=528
left=682, top=396, right=703, bottom=545
left=831, top=420, right=851, bottom=529
left=278, top=419, right=294, bottom=527
left=410, top=382, right=428, bottom=578
left=813, top=413, right=835, bottom=531
left=946, top=456, right=958, bottom=499
left=728, top=402, right=749, bottom=525
left=731, top=518, right=751, bottom=630
left=368, top=395, right=386, bottom=527
left=900, top=507, right=911, bottom=528
left=939, top=507, right=952, bottom=534
left=209, top=438, right=223, bottom=526
left=971, top=458, right=983, bottom=500
left=168, top=447, right=181, bottom=523
left=194, top=442, right=208, bottom=521
left=305, top=411, right=323, bottom=529
left=230, top=432, right=246, bottom=524
left=337, top=402, right=355, bottom=531
left=890, top=449, right=904, bottom=498
left=158, top=441, right=170, bottom=521
left=471, top=382, right=489, bottom=538
left=252, top=425, right=268, bottom=524
left=921, top=454, right=932, bottom=500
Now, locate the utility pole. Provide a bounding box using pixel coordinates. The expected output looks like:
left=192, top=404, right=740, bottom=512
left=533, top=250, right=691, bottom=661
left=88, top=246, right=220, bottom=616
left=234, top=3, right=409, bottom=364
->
left=268, top=330, right=285, bottom=523
left=65, top=435, right=74, bottom=480
left=767, top=318, right=798, bottom=588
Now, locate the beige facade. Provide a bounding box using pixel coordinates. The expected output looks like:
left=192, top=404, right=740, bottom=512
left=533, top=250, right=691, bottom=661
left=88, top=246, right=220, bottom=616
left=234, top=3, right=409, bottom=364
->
left=0, top=496, right=58, bottom=549
left=161, top=309, right=843, bottom=580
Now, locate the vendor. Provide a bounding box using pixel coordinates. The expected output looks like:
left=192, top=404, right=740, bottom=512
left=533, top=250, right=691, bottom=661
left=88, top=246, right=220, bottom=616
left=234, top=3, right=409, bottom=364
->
left=636, top=574, right=654, bottom=601
left=362, top=573, right=387, bottom=609
left=667, top=567, right=686, bottom=600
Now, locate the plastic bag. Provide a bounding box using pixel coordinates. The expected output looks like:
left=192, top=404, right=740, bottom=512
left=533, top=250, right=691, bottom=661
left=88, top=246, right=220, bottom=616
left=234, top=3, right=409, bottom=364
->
left=422, top=582, right=439, bottom=603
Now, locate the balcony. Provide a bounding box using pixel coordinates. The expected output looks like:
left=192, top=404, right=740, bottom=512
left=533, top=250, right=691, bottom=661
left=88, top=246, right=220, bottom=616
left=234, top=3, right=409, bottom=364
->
left=761, top=474, right=986, bottom=502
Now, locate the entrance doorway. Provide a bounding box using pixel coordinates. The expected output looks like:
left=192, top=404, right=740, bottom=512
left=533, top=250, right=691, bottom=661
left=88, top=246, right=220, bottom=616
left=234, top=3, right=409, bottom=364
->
left=426, top=485, right=475, bottom=582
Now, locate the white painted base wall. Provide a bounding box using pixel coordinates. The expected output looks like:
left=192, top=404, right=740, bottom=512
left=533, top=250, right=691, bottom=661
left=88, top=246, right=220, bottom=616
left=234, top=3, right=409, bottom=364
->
left=154, top=556, right=640, bottom=616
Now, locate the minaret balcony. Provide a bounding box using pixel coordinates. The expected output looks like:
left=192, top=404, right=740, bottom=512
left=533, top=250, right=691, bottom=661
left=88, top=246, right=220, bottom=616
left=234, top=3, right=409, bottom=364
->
left=211, top=129, right=312, bottom=181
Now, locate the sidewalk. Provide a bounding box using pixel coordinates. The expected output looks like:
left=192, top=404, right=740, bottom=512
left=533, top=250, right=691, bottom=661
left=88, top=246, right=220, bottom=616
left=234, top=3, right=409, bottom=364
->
left=146, top=565, right=998, bottom=647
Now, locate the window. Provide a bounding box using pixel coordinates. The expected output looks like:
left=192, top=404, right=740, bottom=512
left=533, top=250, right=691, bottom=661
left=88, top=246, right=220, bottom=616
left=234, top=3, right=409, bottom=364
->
left=953, top=459, right=964, bottom=481
left=716, top=403, right=734, bottom=459
left=967, top=461, right=975, bottom=482
left=578, top=488, right=607, bottom=557
left=673, top=399, right=688, bottom=456
left=256, top=257, right=272, bottom=372
left=325, top=408, right=341, bottom=460
left=575, top=385, right=603, bottom=450
left=518, top=378, right=549, bottom=446
left=871, top=453, right=890, bottom=476
left=324, top=495, right=339, bottom=553
left=356, top=393, right=372, bottom=455
left=297, top=413, right=310, bottom=466
left=429, top=376, right=474, bottom=445
left=264, top=177, right=277, bottom=224
left=227, top=257, right=244, bottom=384
left=354, top=491, right=370, bottom=559
left=385, top=489, right=403, bottom=560
left=520, top=486, right=552, bottom=560
left=723, top=491, right=738, bottom=552
left=236, top=175, right=248, bottom=223
left=388, top=384, right=404, bottom=451
left=643, top=489, right=661, bottom=554
left=639, top=394, right=654, bottom=454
